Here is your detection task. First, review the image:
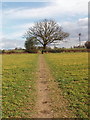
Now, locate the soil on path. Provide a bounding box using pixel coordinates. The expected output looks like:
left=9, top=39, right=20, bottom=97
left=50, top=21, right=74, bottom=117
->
left=34, top=54, right=53, bottom=118
left=34, top=54, right=74, bottom=118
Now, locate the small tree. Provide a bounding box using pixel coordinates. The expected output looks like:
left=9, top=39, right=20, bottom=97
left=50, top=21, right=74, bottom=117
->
left=85, top=41, right=90, bottom=49
left=25, top=37, right=38, bottom=52
left=24, top=19, right=69, bottom=49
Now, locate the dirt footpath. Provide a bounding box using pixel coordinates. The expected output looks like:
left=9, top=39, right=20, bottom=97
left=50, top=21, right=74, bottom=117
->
left=34, top=54, right=75, bottom=118
left=34, top=54, right=53, bottom=118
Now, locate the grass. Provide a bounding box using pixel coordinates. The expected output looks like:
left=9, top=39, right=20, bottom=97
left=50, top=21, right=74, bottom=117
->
left=2, top=54, right=38, bottom=118
left=44, top=52, right=88, bottom=118
left=0, top=55, right=2, bottom=119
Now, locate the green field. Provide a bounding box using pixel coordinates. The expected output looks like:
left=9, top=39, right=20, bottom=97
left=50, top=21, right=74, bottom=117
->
left=2, top=54, right=38, bottom=118
left=44, top=52, right=88, bottom=118
left=2, top=52, right=89, bottom=118
left=0, top=55, right=2, bottom=119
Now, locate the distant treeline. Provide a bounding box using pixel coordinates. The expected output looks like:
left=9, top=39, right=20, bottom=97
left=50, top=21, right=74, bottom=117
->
left=45, top=48, right=90, bottom=53
left=0, top=47, right=90, bottom=54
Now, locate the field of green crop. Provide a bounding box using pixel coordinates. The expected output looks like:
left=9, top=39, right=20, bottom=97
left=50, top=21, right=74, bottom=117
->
left=0, top=55, right=2, bottom=119
left=2, top=52, right=89, bottom=118
left=44, top=52, right=88, bottom=118
left=2, top=54, right=38, bottom=118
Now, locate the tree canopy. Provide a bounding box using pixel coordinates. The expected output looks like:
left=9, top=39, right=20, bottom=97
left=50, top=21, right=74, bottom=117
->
left=24, top=19, right=69, bottom=49
left=85, top=41, right=90, bottom=49
left=25, top=37, right=38, bottom=52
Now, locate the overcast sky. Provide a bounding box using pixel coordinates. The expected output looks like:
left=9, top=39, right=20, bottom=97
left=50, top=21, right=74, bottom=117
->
left=0, top=0, right=88, bottom=49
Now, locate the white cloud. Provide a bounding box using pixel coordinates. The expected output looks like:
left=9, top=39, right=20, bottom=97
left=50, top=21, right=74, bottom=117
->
left=1, top=38, right=25, bottom=49
left=3, top=6, right=56, bottom=19
left=58, top=17, right=88, bottom=47
left=61, top=17, right=88, bottom=35
left=2, top=29, right=27, bottom=39
left=78, top=18, right=88, bottom=26
left=11, top=23, right=34, bottom=29
left=3, top=0, right=88, bottom=20
left=1, top=23, right=34, bottom=44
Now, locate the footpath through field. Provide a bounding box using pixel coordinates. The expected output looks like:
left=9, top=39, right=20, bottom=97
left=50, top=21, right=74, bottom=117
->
left=34, top=54, right=74, bottom=118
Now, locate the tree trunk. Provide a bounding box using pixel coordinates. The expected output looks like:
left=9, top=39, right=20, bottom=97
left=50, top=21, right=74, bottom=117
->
left=43, top=44, right=46, bottom=49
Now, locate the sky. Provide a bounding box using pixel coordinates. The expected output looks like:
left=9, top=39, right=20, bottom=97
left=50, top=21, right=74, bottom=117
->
left=0, top=0, right=89, bottom=49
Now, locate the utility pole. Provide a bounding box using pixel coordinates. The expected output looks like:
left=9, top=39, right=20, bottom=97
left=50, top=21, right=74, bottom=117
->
left=78, top=33, right=81, bottom=46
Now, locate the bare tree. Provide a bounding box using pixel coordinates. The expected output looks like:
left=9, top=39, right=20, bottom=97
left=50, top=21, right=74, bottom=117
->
left=24, top=19, right=69, bottom=49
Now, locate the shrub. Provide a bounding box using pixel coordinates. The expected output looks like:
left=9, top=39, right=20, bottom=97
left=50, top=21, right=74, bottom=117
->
left=25, top=49, right=38, bottom=53
left=47, top=48, right=65, bottom=53
left=8, top=50, right=16, bottom=53
left=85, top=41, right=90, bottom=49
left=2, top=50, right=5, bottom=53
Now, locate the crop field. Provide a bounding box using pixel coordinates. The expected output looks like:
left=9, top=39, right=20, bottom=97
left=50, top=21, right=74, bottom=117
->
left=2, top=52, right=89, bottom=118
left=2, top=54, right=38, bottom=118
left=0, top=55, right=2, bottom=118
left=44, top=52, right=88, bottom=118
